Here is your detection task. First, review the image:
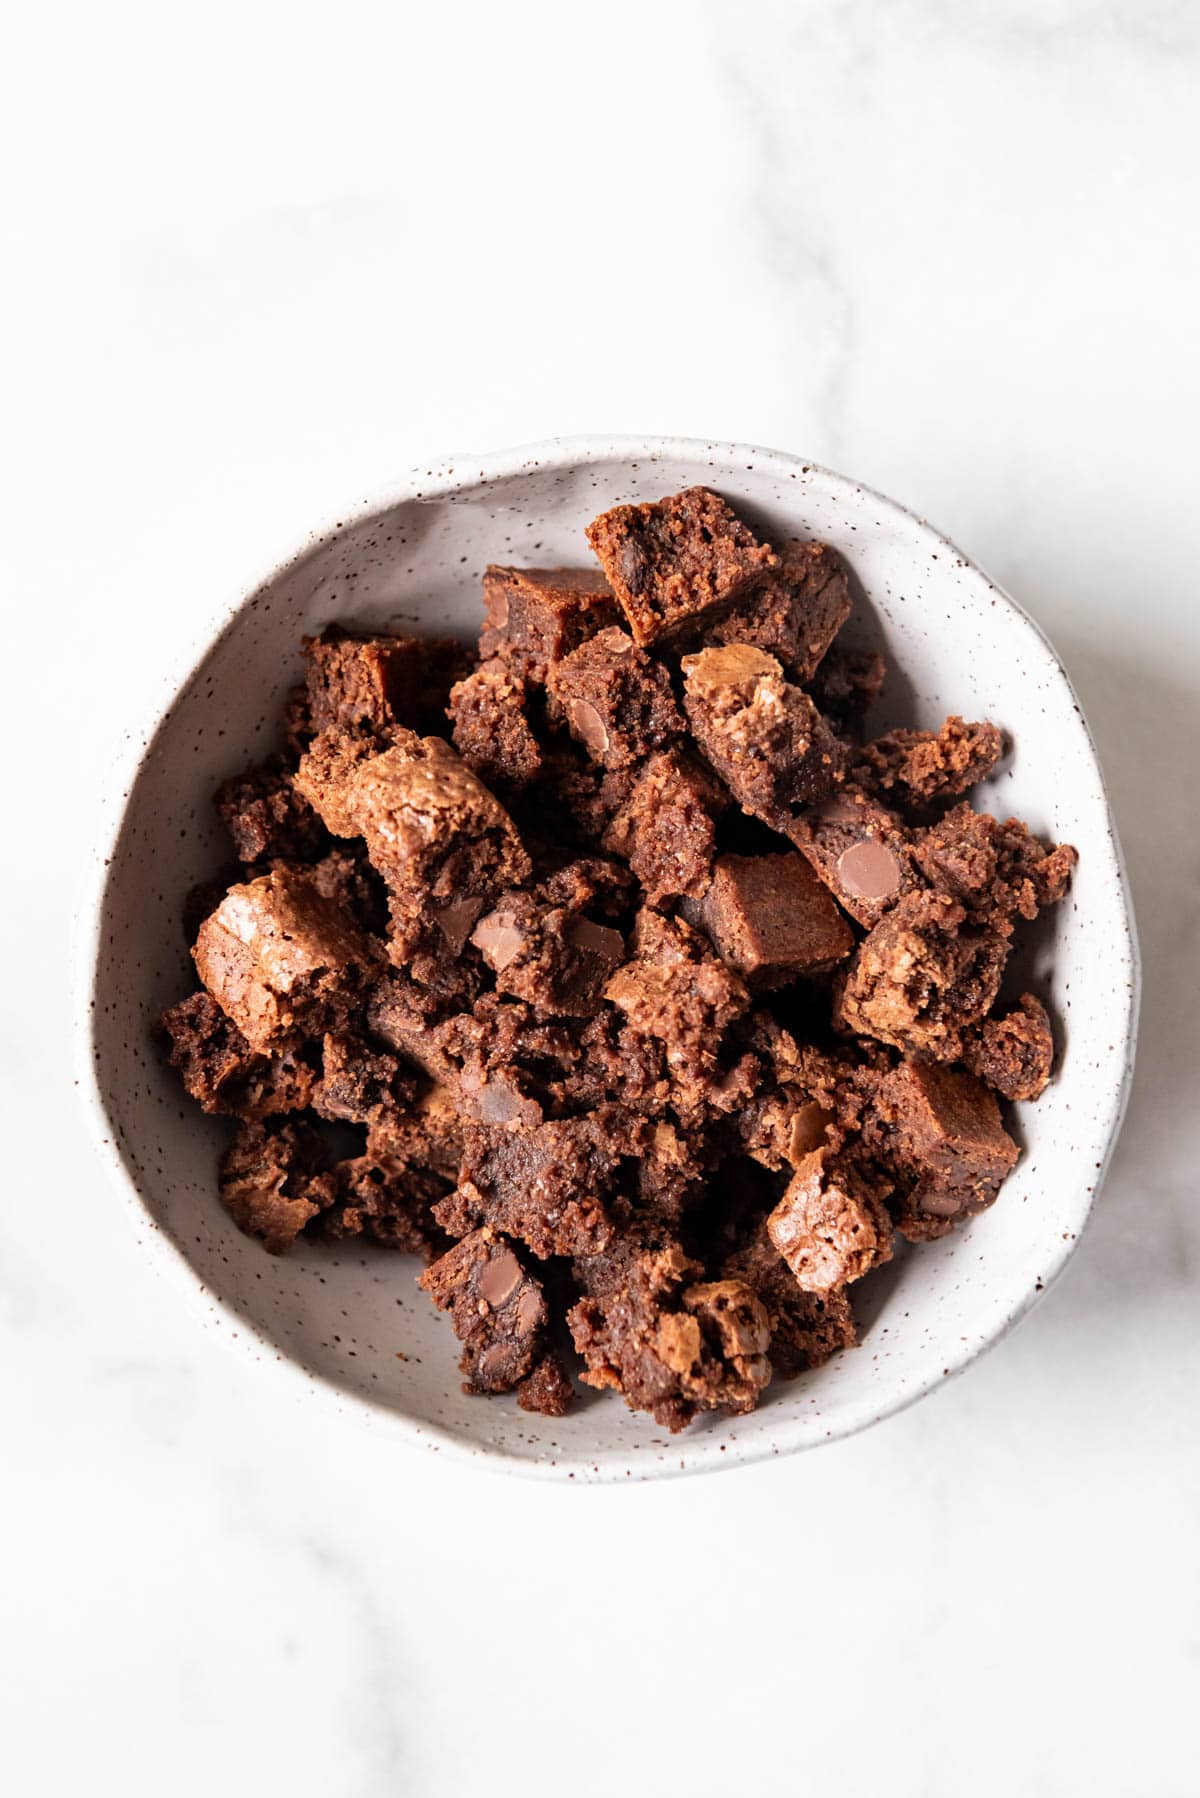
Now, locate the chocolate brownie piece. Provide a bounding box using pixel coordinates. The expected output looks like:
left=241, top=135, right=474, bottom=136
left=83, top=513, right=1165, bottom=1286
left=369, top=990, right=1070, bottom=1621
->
left=834, top=890, right=1009, bottom=1059
left=471, top=893, right=625, bottom=1017
left=767, top=1148, right=893, bottom=1294
left=516, top=1351, right=575, bottom=1416
left=219, top=1117, right=328, bottom=1253
left=604, top=910, right=749, bottom=1106
left=916, top=803, right=1077, bottom=926
left=193, top=867, right=374, bottom=1054
left=535, top=850, right=633, bottom=918
left=871, top=1057, right=1019, bottom=1241
left=481, top=564, right=618, bottom=677
left=436, top=1113, right=622, bottom=1258
left=602, top=748, right=727, bottom=907
left=448, top=659, right=544, bottom=792
left=806, top=643, right=886, bottom=735
left=215, top=756, right=328, bottom=864
left=297, top=727, right=530, bottom=909
left=305, top=845, right=390, bottom=936
left=683, top=851, right=855, bottom=988
left=586, top=487, right=777, bottom=647
left=514, top=748, right=638, bottom=852
left=157, top=991, right=318, bottom=1119
left=309, top=1112, right=448, bottom=1255
left=962, top=992, right=1055, bottom=1101
left=708, top=540, right=852, bottom=680
left=853, top=715, right=1004, bottom=809
left=312, top=1030, right=414, bottom=1123
left=681, top=644, right=845, bottom=825
left=304, top=628, right=470, bottom=736
left=788, top=786, right=925, bottom=929
left=721, top=1225, right=858, bottom=1377
left=419, top=1229, right=571, bottom=1405
left=568, top=1239, right=770, bottom=1429
left=546, top=626, right=683, bottom=769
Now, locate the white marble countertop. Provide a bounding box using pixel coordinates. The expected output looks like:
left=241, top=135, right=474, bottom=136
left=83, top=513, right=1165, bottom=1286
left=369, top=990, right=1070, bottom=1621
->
left=4, top=3, right=1198, bottom=1792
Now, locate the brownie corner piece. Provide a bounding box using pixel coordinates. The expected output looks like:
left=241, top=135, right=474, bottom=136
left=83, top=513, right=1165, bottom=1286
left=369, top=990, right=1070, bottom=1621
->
left=586, top=486, right=777, bottom=646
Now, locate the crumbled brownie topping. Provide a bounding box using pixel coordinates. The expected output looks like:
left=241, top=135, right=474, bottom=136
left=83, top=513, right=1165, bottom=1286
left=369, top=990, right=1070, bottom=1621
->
left=962, top=992, right=1055, bottom=1101
left=853, top=715, right=1005, bottom=810
left=158, top=483, right=1075, bottom=1433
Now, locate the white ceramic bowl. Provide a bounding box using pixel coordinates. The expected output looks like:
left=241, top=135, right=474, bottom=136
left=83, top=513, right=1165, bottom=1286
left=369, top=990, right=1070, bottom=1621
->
left=79, top=436, right=1138, bottom=1480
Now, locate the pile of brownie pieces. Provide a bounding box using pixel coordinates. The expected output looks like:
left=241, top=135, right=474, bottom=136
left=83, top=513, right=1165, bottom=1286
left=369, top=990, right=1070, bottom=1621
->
left=159, top=486, right=1076, bottom=1433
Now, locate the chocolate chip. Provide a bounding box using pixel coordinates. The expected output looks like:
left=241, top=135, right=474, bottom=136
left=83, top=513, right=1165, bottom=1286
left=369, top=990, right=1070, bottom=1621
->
left=564, top=917, right=624, bottom=960
left=515, top=1286, right=543, bottom=1333
left=472, top=910, right=524, bottom=969
left=486, top=584, right=509, bottom=630
left=565, top=698, right=611, bottom=756
left=619, top=539, right=648, bottom=596
left=477, top=1246, right=523, bottom=1307
left=435, top=896, right=485, bottom=955
left=837, top=839, right=902, bottom=901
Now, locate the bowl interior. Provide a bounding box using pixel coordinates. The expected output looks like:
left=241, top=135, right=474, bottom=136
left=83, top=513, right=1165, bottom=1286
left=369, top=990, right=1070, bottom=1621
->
left=87, top=442, right=1135, bottom=1479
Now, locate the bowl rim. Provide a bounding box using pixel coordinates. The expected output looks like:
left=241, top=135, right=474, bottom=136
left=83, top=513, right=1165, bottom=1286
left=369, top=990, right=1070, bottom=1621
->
left=75, top=433, right=1141, bottom=1482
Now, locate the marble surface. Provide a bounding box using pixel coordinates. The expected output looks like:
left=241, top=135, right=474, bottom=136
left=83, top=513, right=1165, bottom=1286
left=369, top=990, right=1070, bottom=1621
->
left=3, top=2, right=1198, bottom=1792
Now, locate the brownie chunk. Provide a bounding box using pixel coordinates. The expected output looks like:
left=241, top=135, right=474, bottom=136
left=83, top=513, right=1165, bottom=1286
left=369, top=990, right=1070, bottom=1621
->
left=419, top=1229, right=563, bottom=1398
left=304, top=627, right=469, bottom=735
left=586, top=487, right=777, bottom=647
left=158, top=991, right=318, bottom=1119
left=516, top=1351, right=575, bottom=1416
left=807, top=643, right=886, bottom=734
left=219, top=1118, right=327, bottom=1253
left=215, top=756, right=328, bottom=864
left=481, top=564, right=618, bottom=676
left=681, top=644, right=845, bottom=825
left=311, top=1127, right=446, bottom=1256
left=683, top=851, right=854, bottom=988
left=604, top=911, right=748, bottom=1108
left=789, top=786, right=924, bottom=929
left=916, top=803, right=1077, bottom=926
left=471, top=892, right=625, bottom=1016
left=709, top=540, right=852, bottom=680
left=871, top=1058, right=1019, bottom=1240
left=603, top=748, right=727, bottom=907
left=721, top=1226, right=858, bottom=1377
left=547, top=626, right=683, bottom=769
left=296, top=727, right=530, bottom=910
left=568, top=1240, right=770, bottom=1430
left=305, top=845, right=390, bottom=936
left=853, top=715, right=1004, bottom=809
left=312, top=1029, right=414, bottom=1123
left=193, top=868, right=373, bottom=1053
left=448, top=658, right=544, bottom=792
left=835, top=891, right=1009, bottom=1059
left=437, top=1114, right=623, bottom=1259
left=963, top=992, right=1055, bottom=1101
left=767, top=1149, right=893, bottom=1293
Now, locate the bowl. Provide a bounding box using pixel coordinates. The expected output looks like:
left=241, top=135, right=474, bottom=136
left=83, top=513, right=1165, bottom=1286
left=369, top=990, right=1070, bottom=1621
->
left=79, top=436, right=1139, bottom=1480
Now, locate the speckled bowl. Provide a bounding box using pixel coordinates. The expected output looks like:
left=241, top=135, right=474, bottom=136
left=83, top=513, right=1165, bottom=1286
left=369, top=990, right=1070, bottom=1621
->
left=79, top=436, right=1138, bottom=1480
